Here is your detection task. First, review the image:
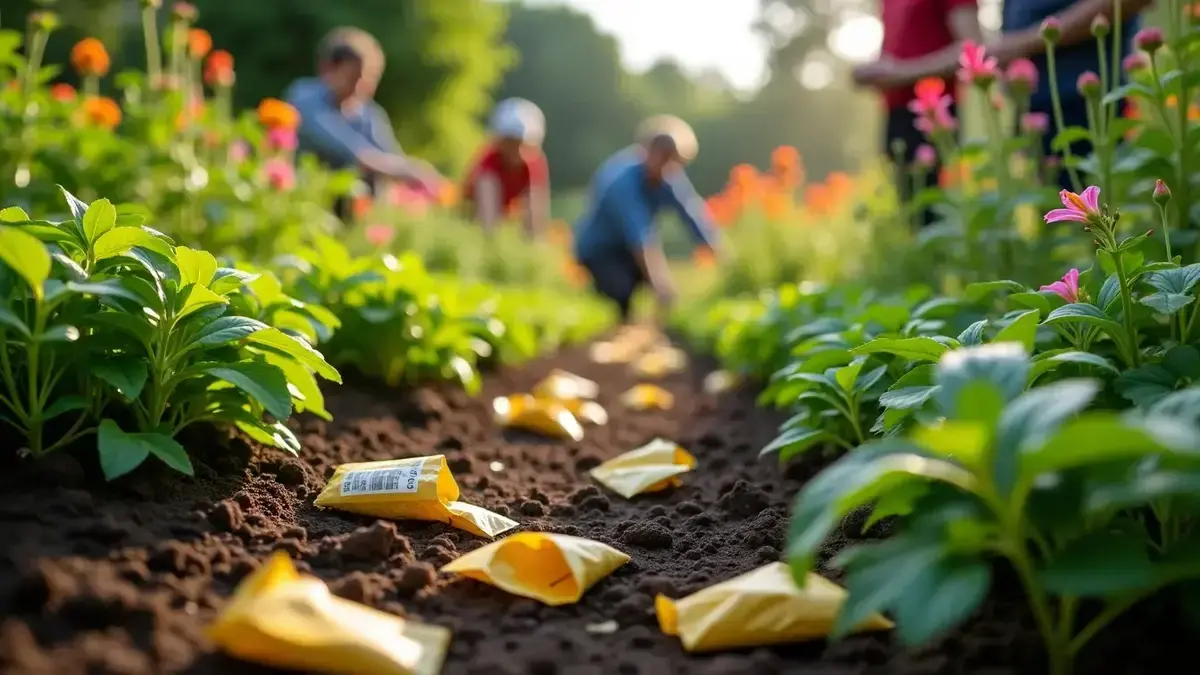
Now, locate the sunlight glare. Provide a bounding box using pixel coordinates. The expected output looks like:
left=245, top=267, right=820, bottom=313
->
left=829, top=15, right=883, bottom=63
left=796, top=58, right=834, bottom=90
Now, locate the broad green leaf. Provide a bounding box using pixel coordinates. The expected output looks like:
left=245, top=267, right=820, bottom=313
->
left=1140, top=292, right=1194, bottom=315
left=834, top=362, right=865, bottom=392
left=177, top=284, right=229, bottom=319
left=82, top=198, right=117, bottom=242
left=0, top=226, right=51, bottom=300
left=994, top=380, right=1099, bottom=494
left=891, top=557, right=990, bottom=645
left=1039, top=532, right=1157, bottom=596
left=91, top=359, right=148, bottom=399
left=880, top=385, right=940, bottom=410
left=189, top=316, right=268, bottom=349
left=964, top=279, right=1025, bottom=301
left=1023, top=415, right=1194, bottom=477
left=1028, top=351, right=1119, bottom=383
left=40, top=395, right=88, bottom=421
left=957, top=320, right=987, bottom=346
left=143, top=433, right=193, bottom=475
left=912, top=420, right=989, bottom=468
left=862, top=481, right=927, bottom=531
left=92, top=227, right=174, bottom=261
left=97, top=419, right=150, bottom=480
left=1042, top=303, right=1130, bottom=357
left=36, top=325, right=80, bottom=343
left=245, top=326, right=341, bottom=382
left=1087, top=469, right=1200, bottom=513
left=832, top=535, right=942, bottom=639
left=0, top=206, right=30, bottom=222
left=759, top=427, right=830, bottom=459
left=1148, top=387, right=1200, bottom=423
left=236, top=418, right=302, bottom=455
left=1116, top=365, right=1178, bottom=407
left=1008, top=292, right=1051, bottom=316
left=266, top=352, right=331, bottom=421
left=210, top=267, right=260, bottom=296
left=853, top=336, right=950, bottom=362
left=58, top=186, right=89, bottom=231
left=1164, top=345, right=1200, bottom=378
left=204, top=362, right=292, bottom=421
left=936, top=343, right=1030, bottom=416
left=65, top=280, right=145, bottom=304
left=991, top=310, right=1039, bottom=351
left=176, top=247, right=218, bottom=288
left=87, top=312, right=154, bottom=346
left=0, top=306, right=31, bottom=338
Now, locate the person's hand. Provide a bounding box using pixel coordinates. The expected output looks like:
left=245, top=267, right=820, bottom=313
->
left=653, top=279, right=677, bottom=310
left=852, top=59, right=908, bottom=89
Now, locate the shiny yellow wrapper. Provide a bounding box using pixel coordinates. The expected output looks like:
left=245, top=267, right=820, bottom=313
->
left=703, top=370, right=738, bottom=395
left=656, top=562, right=893, bottom=652
left=632, top=346, right=687, bottom=378
left=621, top=384, right=675, bottom=411
left=314, top=455, right=518, bottom=538
left=532, top=369, right=599, bottom=401
left=562, top=398, right=609, bottom=426
left=441, top=532, right=630, bottom=606
left=588, top=340, right=637, bottom=364
left=208, top=552, right=450, bottom=675
left=493, top=394, right=585, bottom=441
left=589, top=439, right=697, bottom=498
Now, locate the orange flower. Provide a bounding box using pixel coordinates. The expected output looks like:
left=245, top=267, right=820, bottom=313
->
left=825, top=171, right=854, bottom=203
left=50, top=83, right=76, bottom=101
left=692, top=246, right=717, bottom=269
left=762, top=189, right=789, bottom=221
left=187, top=28, right=212, bottom=59
left=562, top=260, right=589, bottom=288
left=804, top=183, right=831, bottom=216
left=80, top=96, right=121, bottom=129
left=70, top=38, right=110, bottom=77
left=204, top=49, right=234, bottom=87
left=438, top=183, right=459, bottom=208
left=706, top=194, right=737, bottom=227
left=546, top=220, right=572, bottom=246
left=729, top=164, right=758, bottom=192
left=257, top=97, right=299, bottom=130
left=771, top=145, right=800, bottom=170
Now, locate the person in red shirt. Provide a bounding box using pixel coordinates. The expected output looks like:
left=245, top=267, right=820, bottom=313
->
left=464, top=98, right=550, bottom=237
left=852, top=0, right=982, bottom=226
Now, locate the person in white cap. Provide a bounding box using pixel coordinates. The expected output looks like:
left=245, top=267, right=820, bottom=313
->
left=463, top=97, right=550, bottom=237
left=572, top=115, right=721, bottom=326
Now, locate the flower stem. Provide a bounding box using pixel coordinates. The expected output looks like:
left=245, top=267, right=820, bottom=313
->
left=1157, top=201, right=1174, bottom=262
left=1113, top=252, right=1142, bottom=366
left=142, top=5, right=162, bottom=95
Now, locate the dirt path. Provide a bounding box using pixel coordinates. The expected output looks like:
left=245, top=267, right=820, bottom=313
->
left=0, top=343, right=1189, bottom=675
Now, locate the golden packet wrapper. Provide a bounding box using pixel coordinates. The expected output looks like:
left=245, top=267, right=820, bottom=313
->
left=493, top=394, right=585, bottom=441
left=621, top=384, right=675, bottom=411
left=589, top=439, right=697, bottom=498
left=588, top=340, right=637, bottom=365
left=441, top=532, right=629, bottom=606
left=315, top=455, right=518, bottom=538
left=656, top=562, right=893, bottom=652
left=208, top=552, right=451, bottom=675
left=632, top=346, right=688, bottom=379
left=703, top=370, right=738, bottom=395
left=532, top=369, right=599, bottom=401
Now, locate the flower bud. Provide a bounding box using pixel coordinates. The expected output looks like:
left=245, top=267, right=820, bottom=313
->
left=1021, top=111, right=1050, bottom=134
left=1134, top=27, right=1164, bottom=53
left=1041, top=17, right=1062, bottom=44
left=28, top=10, right=59, bottom=32
left=140, top=0, right=161, bottom=7
left=1123, top=52, right=1150, bottom=74
left=1091, top=14, right=1110, bottom=38
left=914, top=144, right=937, bottom=169
left=1153, top=179, right=1172, bottom=205
left=171, top=1, right=197, bottom=22
left=1076, top=71, right=1102, bottom=98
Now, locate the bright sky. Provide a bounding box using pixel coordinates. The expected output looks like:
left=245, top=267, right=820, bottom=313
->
left=529, top=0, right=771, bottom=90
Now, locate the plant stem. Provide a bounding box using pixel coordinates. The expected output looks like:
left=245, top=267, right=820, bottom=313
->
left=1113, top=252, right=1141, bottom=366
left=1157, top=201, right=1174, bottom=262
left=1069, top=594, right=1145, bottom=655
left=1046, top=45, right=1084, bottom=193
left=142, top=5, right=162, bottom=93
left=1095, top=37, right=1114, bottom=198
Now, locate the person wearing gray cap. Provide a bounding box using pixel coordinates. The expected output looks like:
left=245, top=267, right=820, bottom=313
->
left=463, top=97, right=550, bottom=237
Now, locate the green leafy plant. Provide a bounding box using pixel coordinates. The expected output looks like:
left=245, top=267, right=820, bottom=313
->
left=786, top=343, right=1200, bottom=675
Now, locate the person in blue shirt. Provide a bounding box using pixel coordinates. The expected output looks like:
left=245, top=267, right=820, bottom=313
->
left=851, top=0, right=1148, bottom=189
left=285, top=27, right=444, bottom=220
left=573, top=116, right=721, bottom=324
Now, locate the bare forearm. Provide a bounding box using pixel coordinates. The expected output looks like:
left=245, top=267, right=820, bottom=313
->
left=635, top=243, right=670, bottom=290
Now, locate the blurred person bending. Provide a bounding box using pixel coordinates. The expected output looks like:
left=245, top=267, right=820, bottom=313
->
left=285, top=27, right=444, bottom=221
left=853, top=0, right=983, bottom=226
left=572, top=116, right=722, bottom=325
left=463, top=98, right=551, bottom=238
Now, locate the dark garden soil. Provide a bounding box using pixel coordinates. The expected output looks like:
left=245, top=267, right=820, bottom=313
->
left=0, top=342, right=1191, bottom=675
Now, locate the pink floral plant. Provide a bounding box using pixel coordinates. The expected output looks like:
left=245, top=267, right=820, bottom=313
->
left=1005, top=58, right=1039, bottom=91
left=1045, top=186, right=1101, bottom=224
left=264, top=157, right=295, bottom=191
left=1021, top=112, right=1050, bottom=134
left=266, top=127, right=297, bottom=153
left=365, top=223, right=395, bottom=247
left=957, top=41, right=999, bottom=85
left=1040, top=268, right=1081, bottom=303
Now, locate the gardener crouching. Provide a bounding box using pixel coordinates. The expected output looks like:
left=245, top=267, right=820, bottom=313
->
left=573, top=116, right=722, bottom=326
left=463, top=98, right=551, bottom=238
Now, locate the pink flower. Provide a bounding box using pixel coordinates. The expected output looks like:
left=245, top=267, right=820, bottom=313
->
left=1076, top=71, right=1101, bottom=97
left=266, top=127, right=297, bottom=152
left=1021, top=112, right=1050, bottom=134
left=1040, top=268, right=1081, bottom=303
left=1153, top=178, right=1171, bottom=205
left=914, top=144, right=937, bottom=168
left=228, top=139, right=250, bottom=164
left=263, top=157, right=295, bottom=191
left=1005, top=58, right=1039, bottom=92
left=365, top=223, right=395, bottom=247
left=908, top=78, right=958, bottom=134
left=1123, top=52, right=1150, bottom=73
left=1045, top=185, right=1102, bottom=224
left=1041, top=17, right=1062, bottom=42
left=957, top=41, right=999, bottom=86
left=1134, top=27, right=1164, bottom=53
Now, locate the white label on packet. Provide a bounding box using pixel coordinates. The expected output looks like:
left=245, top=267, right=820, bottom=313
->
left=339, top=459, right=426, bottom=497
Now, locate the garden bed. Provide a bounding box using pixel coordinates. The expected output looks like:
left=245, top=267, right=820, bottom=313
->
left=0, top=342, right=1189, bottom=675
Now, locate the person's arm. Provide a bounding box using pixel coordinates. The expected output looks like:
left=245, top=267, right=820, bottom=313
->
left=597, top=177, right=675, bottom=299
left=663, top=170, right=721, bottom=256
left=862, top=4, right=983, bottom=86
left=523, top=152, right=551, bottom=239
left=474, top=172, right=503, bottom=234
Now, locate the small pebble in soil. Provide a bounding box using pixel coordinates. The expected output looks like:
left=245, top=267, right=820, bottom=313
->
left=520, top=500, right=547, bottom=517
left=207, top=500, right=244, bottom=532
left=620, top=521, right=673, bottom=549
left=489, top=461, right=505, bottom=472
left=395, top=562, right=436, bottom=596
left=339, top=521, right=409, bottom=562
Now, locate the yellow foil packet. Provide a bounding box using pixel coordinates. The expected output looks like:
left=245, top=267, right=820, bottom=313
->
left=441, top=532, right=630, bottom=606
left=208, top=552, right=450, bottom=675
left=589, top=439, right=697, bottom=498
left=621, top=384, right=675, bottom=411
left=493, top=394, right=585, bottom=441
left=588, top=340, right=636, bottom=364
left=532, top=369, right=599, bottom=401
left=315, top=455, right=518, bottom=538
left=656, top=562, right=893, bottom=652
left=632, top=346, right=687, bottom=378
